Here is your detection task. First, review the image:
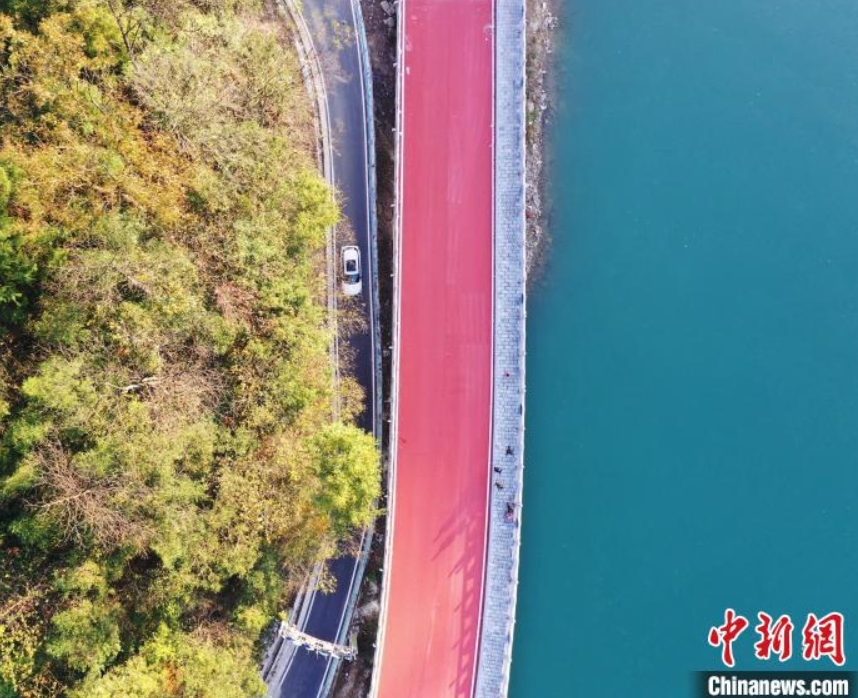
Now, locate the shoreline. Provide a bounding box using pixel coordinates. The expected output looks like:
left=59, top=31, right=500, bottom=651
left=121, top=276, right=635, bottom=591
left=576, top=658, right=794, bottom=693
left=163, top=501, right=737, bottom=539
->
left=524, top=0, right=559, bottom=281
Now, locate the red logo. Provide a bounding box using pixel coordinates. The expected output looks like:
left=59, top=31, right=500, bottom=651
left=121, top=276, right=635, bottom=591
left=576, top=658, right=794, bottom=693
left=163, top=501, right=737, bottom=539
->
left=754, top=612, right=794, bottom=662
left=802, top=612, right=846, bottom=666
left=708, top=608, right=749, bottom=668
left=709, top=609, right=846, bottom=667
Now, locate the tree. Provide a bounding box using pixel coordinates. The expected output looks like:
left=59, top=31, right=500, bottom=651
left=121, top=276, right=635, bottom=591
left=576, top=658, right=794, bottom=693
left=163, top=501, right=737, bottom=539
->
left=74, top=626, right=265, bottom=698
left=0, top=233, right=34, bottom=327
left=46, top=598, right=121, bottom=675
left=307, top=423, right=380, bottom=535
left=0, top=164, right=36, bottom=327
left=0, top=0, right=67, bottom=30
left=0, top=1, right=379, bottom=694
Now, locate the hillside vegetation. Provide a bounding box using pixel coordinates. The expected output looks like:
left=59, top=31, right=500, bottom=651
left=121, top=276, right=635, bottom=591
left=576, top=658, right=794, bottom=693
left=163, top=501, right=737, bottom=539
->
left=0, top=1, right=379, bottom=696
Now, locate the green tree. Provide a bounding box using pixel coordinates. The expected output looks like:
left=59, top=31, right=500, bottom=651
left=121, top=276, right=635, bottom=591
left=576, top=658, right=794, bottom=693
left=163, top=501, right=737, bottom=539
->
left=0, top=1, right=379, bottom=695
left=307, top=423, right=380, bottom=535
left=46, top=598, right=121, bottom=674
left=75, top=627, right=264, bottom=698
left=0, top=233, right=34, bottom=326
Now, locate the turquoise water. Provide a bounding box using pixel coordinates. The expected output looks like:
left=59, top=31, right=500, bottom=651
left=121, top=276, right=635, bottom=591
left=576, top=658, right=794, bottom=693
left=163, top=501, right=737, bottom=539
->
left=512, top=0, right=858, bottom=695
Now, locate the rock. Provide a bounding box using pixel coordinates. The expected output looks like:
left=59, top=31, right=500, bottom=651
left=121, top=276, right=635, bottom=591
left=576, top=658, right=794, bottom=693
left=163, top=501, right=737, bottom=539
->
left=358, top=599, right=380, bottom=620
left=384, top=17, right=394, bottom=28
left=381, top=0, right=393, bottom=15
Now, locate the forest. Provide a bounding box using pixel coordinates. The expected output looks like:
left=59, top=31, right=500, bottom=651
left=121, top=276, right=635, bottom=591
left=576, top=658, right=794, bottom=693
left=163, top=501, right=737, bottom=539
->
left=0, top=1, right=379, bottom=695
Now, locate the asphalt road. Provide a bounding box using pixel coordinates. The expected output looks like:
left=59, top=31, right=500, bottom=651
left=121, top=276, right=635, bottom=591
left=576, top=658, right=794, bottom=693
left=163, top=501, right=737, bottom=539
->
left=266, top=0, right=377, bottom=696
left=373, top=1, right=495, bottom=697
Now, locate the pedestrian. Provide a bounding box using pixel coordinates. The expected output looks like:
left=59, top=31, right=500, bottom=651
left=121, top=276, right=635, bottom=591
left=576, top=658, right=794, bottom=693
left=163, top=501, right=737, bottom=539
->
left=493, top=466, right=502, bottom=473
left=506, top=445, right=513, bottom=456
left=495, top=481, right=504, bottom=490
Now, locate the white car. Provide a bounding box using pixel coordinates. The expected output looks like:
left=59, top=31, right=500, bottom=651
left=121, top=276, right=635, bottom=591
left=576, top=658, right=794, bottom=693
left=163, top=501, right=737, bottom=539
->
left=342, top=245, right=362, bottom=296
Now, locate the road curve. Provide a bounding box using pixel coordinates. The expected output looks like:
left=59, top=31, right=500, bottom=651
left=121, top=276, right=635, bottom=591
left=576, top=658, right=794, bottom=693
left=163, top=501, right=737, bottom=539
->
left=374, top=1, right=495, bottom=697
left=265, top=0, right=379, bottom=696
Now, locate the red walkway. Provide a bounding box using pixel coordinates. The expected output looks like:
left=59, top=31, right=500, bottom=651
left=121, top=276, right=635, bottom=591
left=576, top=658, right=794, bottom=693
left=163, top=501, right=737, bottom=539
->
left=376, top=1, right=494, bottom=697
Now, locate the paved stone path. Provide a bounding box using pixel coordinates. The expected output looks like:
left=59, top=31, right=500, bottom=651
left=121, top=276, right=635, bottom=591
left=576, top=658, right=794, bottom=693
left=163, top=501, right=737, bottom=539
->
left=475, top=1, right=528, bottom=696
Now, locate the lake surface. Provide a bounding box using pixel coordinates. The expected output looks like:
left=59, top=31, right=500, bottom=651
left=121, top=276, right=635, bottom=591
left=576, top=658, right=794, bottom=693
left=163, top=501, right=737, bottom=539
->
left=511, top=0, right=858, bottom=695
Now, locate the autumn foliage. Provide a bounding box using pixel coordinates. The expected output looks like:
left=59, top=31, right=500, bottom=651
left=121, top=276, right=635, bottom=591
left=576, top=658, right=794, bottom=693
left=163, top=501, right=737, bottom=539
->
left=0, top=1, right=379, bottom=695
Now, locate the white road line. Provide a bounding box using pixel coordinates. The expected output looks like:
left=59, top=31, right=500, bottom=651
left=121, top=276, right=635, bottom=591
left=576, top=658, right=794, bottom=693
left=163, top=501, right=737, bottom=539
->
left=302, top=1, right=380, bottom=695
left=268, top=1, right=341, bottom=690
left=316, top=1, right=379, bottom=692
left=349, top=0, right=378, bottom=422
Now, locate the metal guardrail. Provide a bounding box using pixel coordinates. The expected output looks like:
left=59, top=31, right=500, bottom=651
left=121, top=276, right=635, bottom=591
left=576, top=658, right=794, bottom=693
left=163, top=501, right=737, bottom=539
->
left=367, top=0, right=405, bottom=694
left=353, top=0, right=385, bottom=450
